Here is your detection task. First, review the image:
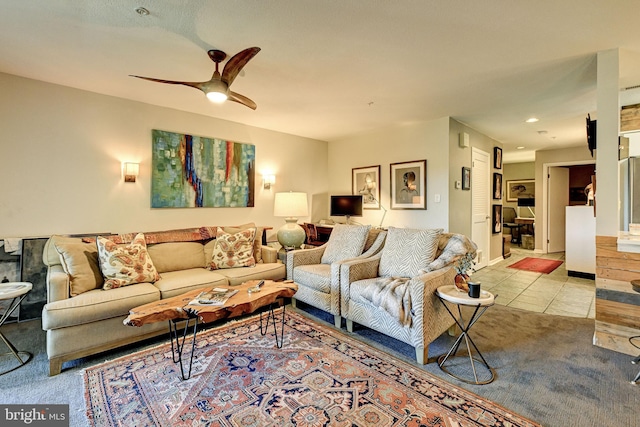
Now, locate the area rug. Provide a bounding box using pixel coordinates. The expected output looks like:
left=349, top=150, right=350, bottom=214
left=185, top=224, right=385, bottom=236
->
left=84, top=310, right=541, bottom=427
left=508, top=257, right=563, bottom=274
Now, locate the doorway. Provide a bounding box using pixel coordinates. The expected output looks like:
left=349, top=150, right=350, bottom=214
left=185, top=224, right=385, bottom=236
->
left=471, top=148, right=490, bottom=269
left=541, top=161, right=595, bottom=253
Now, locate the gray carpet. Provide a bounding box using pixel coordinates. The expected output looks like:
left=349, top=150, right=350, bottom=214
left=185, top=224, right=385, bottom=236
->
left=0, top=303, right=638, bottom=427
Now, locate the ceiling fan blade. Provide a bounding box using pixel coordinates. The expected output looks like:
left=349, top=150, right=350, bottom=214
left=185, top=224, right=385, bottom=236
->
left=221, top=47, right=261, bottom=87
left=130, top=75, right=206, bottom=91
left=228, top=91, right=257, bottom=110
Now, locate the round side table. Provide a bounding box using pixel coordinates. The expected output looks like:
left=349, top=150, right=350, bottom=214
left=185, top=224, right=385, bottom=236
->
left=436, top=284, right=496, bottom=385
left=0, top=282, right=33, bottom=375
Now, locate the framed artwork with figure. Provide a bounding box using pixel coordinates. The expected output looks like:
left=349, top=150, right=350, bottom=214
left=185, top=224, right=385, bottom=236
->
left=352, top=165, right=380, bottom=209
left=492, top=204, right=502, bottom=234
left=494, top=147, right=502, bottom=169
left=390, top=160, right=426, bottom=210
left=493, top=173, right=503, bottom=200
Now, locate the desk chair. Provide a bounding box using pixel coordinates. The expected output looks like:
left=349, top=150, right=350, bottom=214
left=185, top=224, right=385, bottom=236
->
left=302, top=223, right=325, bottom=247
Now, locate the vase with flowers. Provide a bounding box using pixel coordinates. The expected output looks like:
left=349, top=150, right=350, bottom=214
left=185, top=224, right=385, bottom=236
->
left=454, top=252, right=476, bottom=292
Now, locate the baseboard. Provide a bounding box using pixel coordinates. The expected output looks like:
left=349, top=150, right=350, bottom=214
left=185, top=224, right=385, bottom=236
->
left=488, top=256, right=504, bottom=266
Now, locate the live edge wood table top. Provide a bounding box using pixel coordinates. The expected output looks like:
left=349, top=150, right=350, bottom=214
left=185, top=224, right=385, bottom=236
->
left=123, top=280, right=298, bottom=327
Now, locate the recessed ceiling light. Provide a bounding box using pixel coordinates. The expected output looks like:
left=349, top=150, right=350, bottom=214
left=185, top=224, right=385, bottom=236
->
left=516, top=146, right=525, bottom=150
left=525, top=117, right=539, bottom=123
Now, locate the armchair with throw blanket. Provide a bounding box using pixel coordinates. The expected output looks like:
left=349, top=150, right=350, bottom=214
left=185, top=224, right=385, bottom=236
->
left=286, top=224, right=387, bottom=327
left=339, top=227, right=477, bottom=364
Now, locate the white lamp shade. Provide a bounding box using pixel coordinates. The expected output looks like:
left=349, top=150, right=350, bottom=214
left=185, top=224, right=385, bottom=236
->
left=274, top=192, right=309, bottom=218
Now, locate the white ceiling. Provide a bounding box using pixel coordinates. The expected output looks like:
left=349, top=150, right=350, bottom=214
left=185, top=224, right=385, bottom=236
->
left=3, top=0, right=640, bottom=162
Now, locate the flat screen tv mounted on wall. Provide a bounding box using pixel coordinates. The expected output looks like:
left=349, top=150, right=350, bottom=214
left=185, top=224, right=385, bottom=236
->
left=330, top=195, right=363, bottom=224
left=586, top=114, right=597, bottom=157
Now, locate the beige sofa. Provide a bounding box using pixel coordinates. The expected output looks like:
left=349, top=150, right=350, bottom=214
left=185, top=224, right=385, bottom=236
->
left=41, top=226, right=285, bottom=376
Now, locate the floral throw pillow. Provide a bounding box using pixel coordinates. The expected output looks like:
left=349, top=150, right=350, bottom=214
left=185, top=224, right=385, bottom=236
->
left=210, top=227, right=256, bottom=270
left=97, top=233, right=160, bottom=290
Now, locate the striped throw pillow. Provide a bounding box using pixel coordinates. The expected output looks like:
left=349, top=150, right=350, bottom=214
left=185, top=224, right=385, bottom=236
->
left=379, top=227, right=443, bottom=278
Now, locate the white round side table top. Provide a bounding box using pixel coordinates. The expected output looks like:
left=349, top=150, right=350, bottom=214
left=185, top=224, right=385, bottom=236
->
left=0, top=282, right=32, bottom=300
left=437, top=284, right=494, bottom=306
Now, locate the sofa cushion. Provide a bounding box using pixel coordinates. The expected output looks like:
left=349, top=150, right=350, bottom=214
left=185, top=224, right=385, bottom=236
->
left=210, top=227, right=256, bottom=270
left=97, top=232, right=160, bottom=289
left=41, top=282, right=160, bottom=330
left=292, top=264, right=331, bottom=293
left=215, top=262, right=286, bottom=286
left=147, top=241, right=206, bottom=273
left=51, top=236, right=103, bottom=296
left=321, top=224, right=371, bottom=264
left=153, top=268, right=229, bottom=299
left=379, top=227, right=442, bottom=278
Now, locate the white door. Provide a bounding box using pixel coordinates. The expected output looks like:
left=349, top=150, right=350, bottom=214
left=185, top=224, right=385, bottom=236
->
left=471, top=148, right=491, bottom=269
left=547, top=166, right=569, bottom=252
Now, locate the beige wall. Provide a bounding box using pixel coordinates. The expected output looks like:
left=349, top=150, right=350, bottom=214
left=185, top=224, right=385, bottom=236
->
left=0, top=73, right=328, bottom=238
left=534, top=146, right=594, bottom=250
left=448, top=119, right=504, bottom=263
left=502, top=161, right=535, bottom=215
left=327, top=118, right=450, bottom=230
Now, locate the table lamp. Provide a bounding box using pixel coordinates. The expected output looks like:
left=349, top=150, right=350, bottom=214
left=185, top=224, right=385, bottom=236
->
left=274, top=192, right=308, bottom=249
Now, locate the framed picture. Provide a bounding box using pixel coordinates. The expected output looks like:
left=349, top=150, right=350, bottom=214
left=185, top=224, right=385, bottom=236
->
left=494, top=147, right=502, bottom=169
left=390, top=160, right=426, bottom=210
left=493, top=173, right=503, bottom=199
left=352, top=165, right=381, bottom=209
left=151, top=129, right=255, bottom=208
left=492, top=204, right=502, bottom=234
left=506, top=179, right=535, bottom=202
left=462, top=167, right=471, bottom=190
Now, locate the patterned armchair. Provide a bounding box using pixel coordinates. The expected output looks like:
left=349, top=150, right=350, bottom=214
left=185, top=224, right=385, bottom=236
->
left=339, top=228, right=477, bottom=364
left=286, top=225, right=387, bottom=327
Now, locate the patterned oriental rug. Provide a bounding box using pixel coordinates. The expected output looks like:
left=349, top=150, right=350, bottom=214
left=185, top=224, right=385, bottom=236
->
left=508, top=257, right=563, bottom=274
left=84, top=310, right=541, bottom=427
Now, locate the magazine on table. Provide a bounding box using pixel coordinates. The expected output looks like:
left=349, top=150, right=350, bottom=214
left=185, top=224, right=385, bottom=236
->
left=189, top=288, right=238, bottom=306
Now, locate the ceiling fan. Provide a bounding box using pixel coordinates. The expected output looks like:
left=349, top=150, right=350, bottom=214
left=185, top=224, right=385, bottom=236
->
left=130, top=47, right=261, bottom=110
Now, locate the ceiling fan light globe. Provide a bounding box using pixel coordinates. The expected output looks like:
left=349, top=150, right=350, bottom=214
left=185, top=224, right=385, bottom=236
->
left=206, top=91, right=228, bottom=103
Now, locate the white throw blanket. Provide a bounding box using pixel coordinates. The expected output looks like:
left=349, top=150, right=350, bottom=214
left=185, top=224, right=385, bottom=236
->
left=361, top=276, right=412, bottom=326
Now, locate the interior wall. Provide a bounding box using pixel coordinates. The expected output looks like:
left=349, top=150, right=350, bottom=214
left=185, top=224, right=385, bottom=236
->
left=448, top=119, right=504, bottom=263
left=534, top=146, right=595, bottom=250
left=502, top=162, right=535, bottom=215
left=0, top=73, right=328, bottom=239
left=327, top=118, right=450, bottom=230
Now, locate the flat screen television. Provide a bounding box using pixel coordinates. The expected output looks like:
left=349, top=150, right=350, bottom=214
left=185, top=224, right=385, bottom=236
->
left=586, top=114, right=597, bottom=157
left=330, top=195, right=363, bottom=222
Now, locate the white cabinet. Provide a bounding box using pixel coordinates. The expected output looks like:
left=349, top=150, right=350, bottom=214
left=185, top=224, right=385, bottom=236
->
left=565, top=206, right=596, bottom=275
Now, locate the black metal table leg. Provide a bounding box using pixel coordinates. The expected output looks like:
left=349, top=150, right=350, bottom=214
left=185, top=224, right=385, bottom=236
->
left=0, top=292, right=33, bottom=376
left=437, top=294, right=496, bottom=385
left=259, top=299, right=286, bottom=348
left=168, top=316, right=199, bottom=380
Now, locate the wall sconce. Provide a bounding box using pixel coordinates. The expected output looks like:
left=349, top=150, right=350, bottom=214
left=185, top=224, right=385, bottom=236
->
left=263, top=174, right=275, bottom=189
left=123, top=162, right=140, bottom=183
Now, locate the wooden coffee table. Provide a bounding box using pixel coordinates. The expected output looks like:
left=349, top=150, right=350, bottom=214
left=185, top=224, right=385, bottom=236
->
left=124, top=279, right=297, bottom=379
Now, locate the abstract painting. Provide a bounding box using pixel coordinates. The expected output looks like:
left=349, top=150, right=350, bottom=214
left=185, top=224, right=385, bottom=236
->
left=151, top=129, right=255, bottom=208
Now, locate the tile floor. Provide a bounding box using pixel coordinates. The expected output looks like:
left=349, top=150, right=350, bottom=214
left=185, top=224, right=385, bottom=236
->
left=470, top=246, right=596, bottom=318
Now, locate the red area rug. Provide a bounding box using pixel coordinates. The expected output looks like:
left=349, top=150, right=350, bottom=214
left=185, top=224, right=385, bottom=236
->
left=84, top=310, right=540, bottom=427
left=508, top=257, right=563, bottom=274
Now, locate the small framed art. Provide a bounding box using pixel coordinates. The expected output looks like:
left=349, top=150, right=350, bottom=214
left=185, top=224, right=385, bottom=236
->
left=390, top=160, right=426, bottom=210
left=493, top=173, right=503, bottom=200
left=462, top=167, right=471, bottom=190
left=494, top=147, right=502, bottom=169
left=492, top=204, right=502, bottom=234
left=352, top=165, right=381, bottom=209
